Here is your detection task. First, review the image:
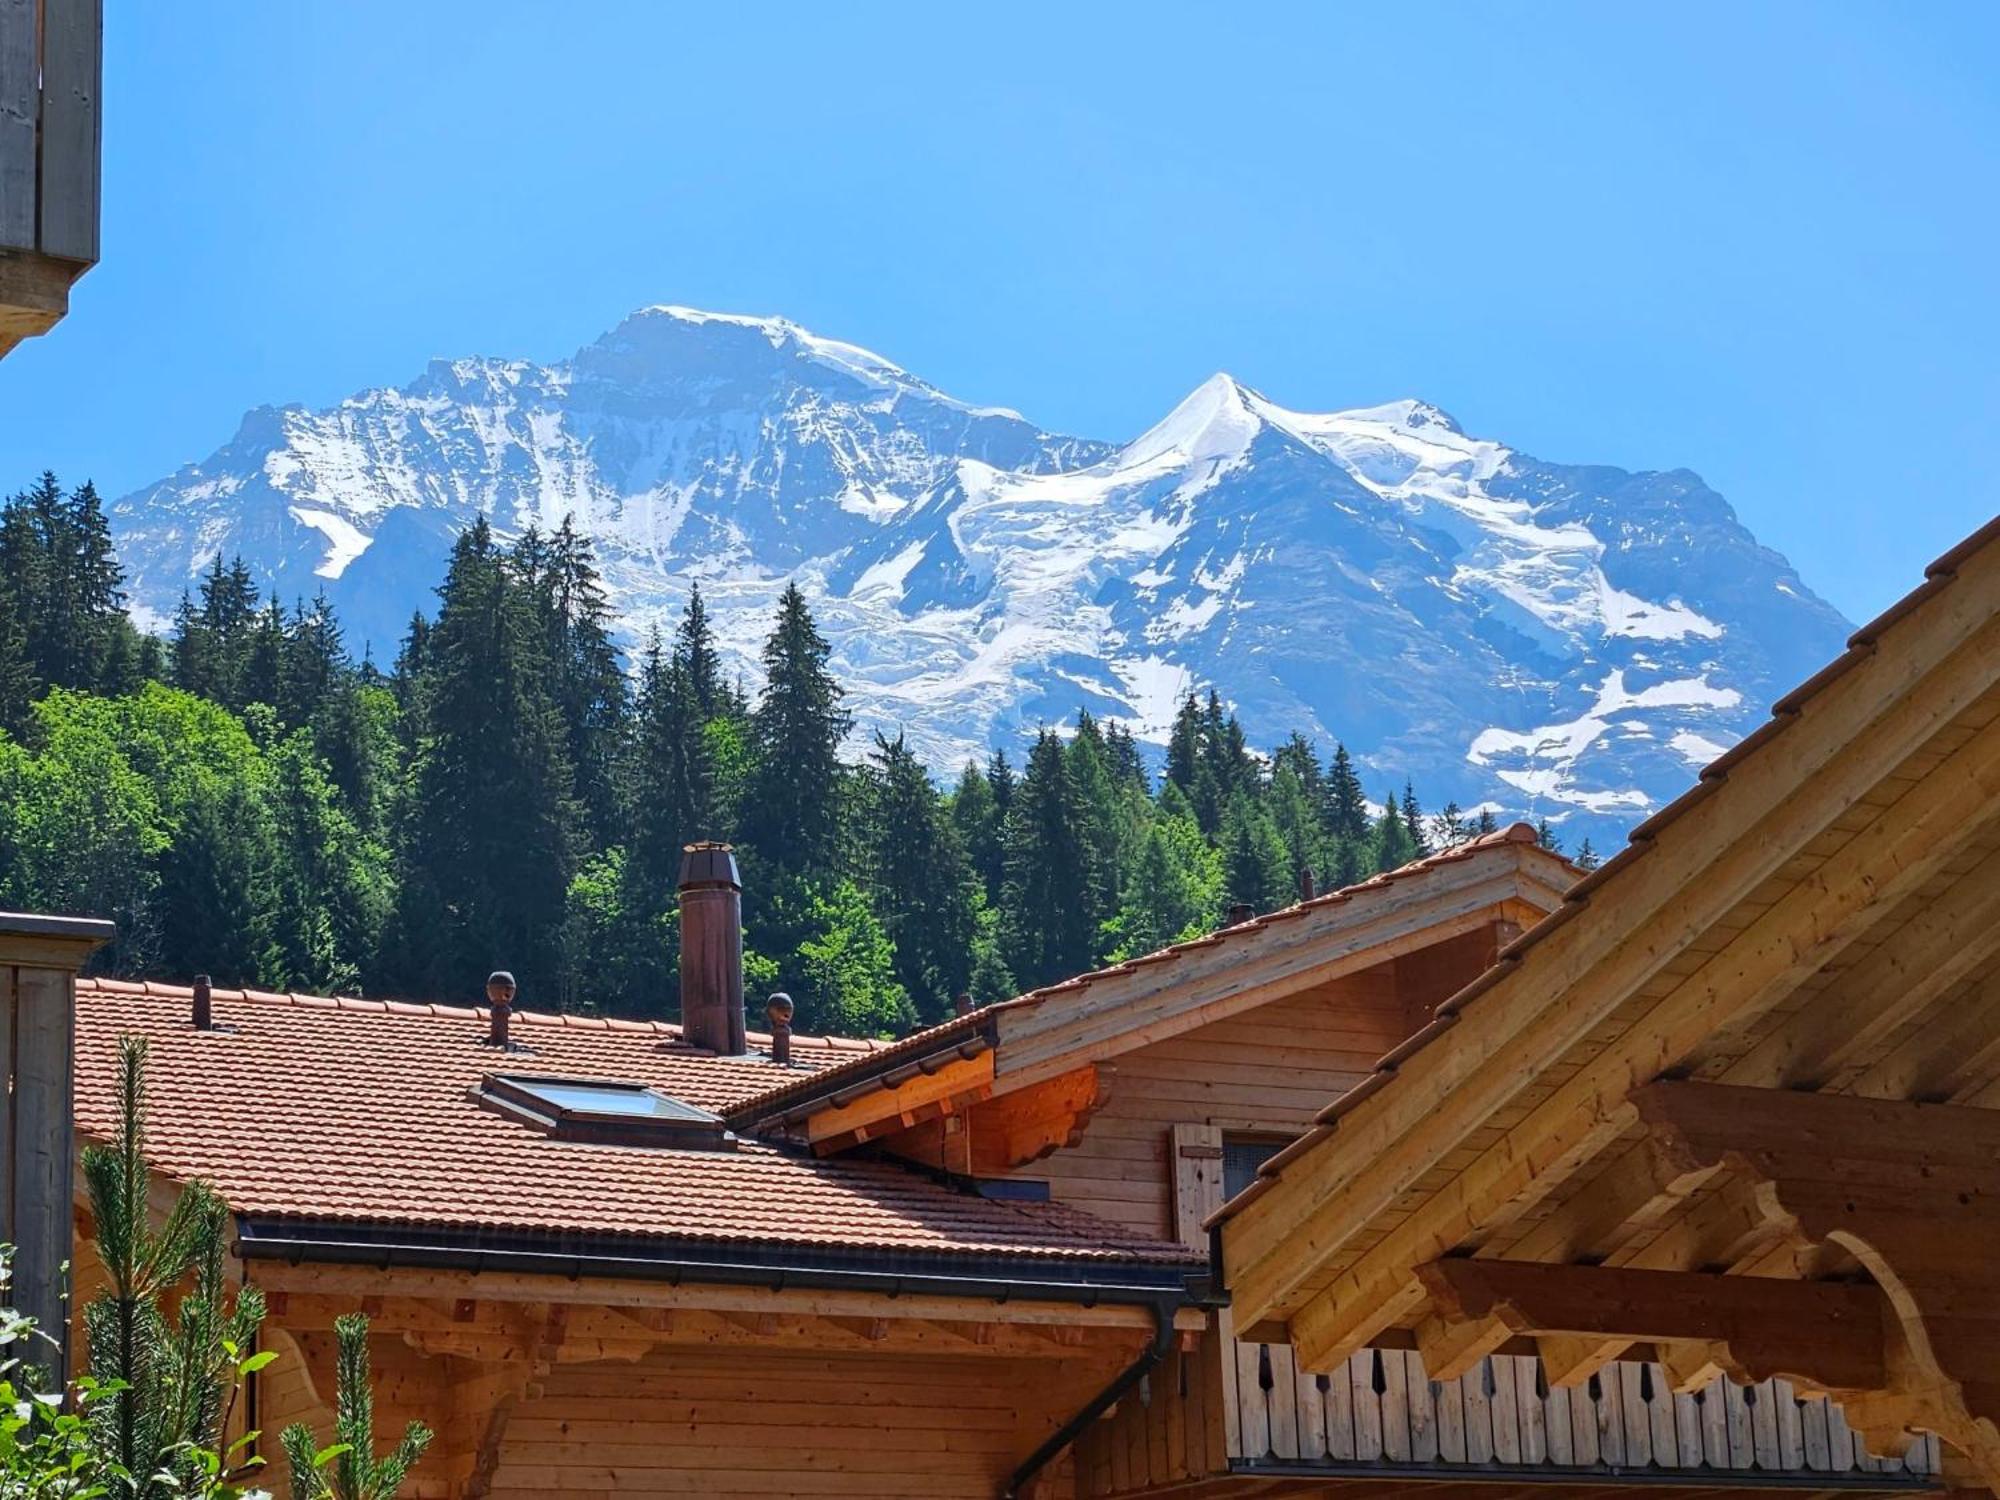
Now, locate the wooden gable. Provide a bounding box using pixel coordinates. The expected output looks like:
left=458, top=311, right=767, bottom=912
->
left=1216, top=515, right=2000, bottom=1492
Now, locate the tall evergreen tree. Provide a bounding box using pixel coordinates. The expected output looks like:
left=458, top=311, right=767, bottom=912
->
left=997, top=731, right=1102, bottom=990
left=676, top=581, right=726, bottom=718
left=1220, top=791, right=1290, bottom=914
left=392, top=519, right=581, bottom=999
left=745, top=585, right=850, bottom=878
left=518, top=518, right=627, bottom=846
left=864, top=733, right=976, bottom=1020
left=949, top=759, right=1006, bottom=903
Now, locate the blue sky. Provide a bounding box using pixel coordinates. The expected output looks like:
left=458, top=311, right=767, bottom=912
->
left=3, top=2, right=1994, bottom=623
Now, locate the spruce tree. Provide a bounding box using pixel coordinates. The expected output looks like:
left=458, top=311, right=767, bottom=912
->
left=1400, top=779, right=1431, bottom=857
left=949, top=760, right=1005, bottom=904
left=393, top=519, right=581, bottom=998
left=997, top=730, right=1102, bottom=990
left=676, top=581, right=725, bottom=717
left=519, top=518, right=627, bottom=846
left=1371, top=788, right=1419, bottom=872
left=746, top=585, right=850, bottom=879
left=1220, top=791, right=1290, bottom=914
left=864, top=733, right=976, bottom=1020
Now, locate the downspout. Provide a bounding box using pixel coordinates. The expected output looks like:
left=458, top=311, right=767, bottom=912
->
left=1001, top=1297, right=1177, bottom=1499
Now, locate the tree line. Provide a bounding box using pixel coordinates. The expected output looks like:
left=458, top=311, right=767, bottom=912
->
left=0, top=471, right=1591, bottom=1037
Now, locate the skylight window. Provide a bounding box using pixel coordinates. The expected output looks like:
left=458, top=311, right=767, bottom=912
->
left=473, top=1073, right=736, bottom=1149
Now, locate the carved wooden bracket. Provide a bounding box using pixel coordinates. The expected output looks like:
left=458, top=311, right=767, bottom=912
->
left=1633, top=1080, right=2000, bottom=1491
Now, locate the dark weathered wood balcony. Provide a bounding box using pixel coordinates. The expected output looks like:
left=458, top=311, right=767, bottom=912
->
left=0, top=0, right=99, bottom=358
left=1079, top=1330, right=1942, bottom=1495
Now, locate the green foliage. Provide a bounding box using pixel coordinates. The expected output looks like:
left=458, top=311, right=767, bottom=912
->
left=777, top=876, right=913, bottom=1036
left=279, top=1313, right=430, bottom=1500
left=81, top=1038, right=268, bottom=1499
left=0, top=474, right=1494, bottom=1037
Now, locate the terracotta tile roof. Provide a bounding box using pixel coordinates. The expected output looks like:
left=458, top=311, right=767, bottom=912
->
left=74, top=982, right=1195, bottom=1267
left=730, top=822, right=1573, bottom=1128
left=1209, top=511, right=2000, bottom=1227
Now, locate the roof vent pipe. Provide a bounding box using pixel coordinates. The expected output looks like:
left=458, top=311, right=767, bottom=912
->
left=1226, top=901, right=1255, bottom=927
left=1298, top=867, right=1317, bottom=902
left=766, top=993, right=794, bottom=1065
left=679, top=842, right=746, bottom=1055
left=953, top=991, right=974, bottom=1018
left=484, top=970, right=516, bottom=1048
left=192, top=973, right=212, bottom=1031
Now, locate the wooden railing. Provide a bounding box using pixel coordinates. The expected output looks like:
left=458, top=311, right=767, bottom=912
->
left=1232, top=1345, right=1940, bottom=1478
left=1078, top=1332, right=1942, bottom=1496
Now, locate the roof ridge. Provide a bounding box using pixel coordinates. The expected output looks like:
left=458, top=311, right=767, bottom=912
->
left=73, top=978, right=882, bottom=1053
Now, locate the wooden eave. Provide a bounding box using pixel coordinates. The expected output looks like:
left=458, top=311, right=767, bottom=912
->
left=1215, top=514, right=2000, bottom=1489
left=733, top=833, right=1574, bottom=1153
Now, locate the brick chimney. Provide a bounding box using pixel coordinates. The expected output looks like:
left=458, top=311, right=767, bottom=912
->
left=678, top=842, right=746, bottom=1055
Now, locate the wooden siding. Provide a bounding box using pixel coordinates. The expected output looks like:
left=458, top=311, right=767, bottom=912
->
left=472, top=1346, right=1109, bottom=1499
left=1011, top=956, right=1417, bottom=1237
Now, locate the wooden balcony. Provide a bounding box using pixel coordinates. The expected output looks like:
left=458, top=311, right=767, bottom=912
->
left=0, top=0, right=100, bottom=359
left=1078, top=1330, right=1942, bottom=1496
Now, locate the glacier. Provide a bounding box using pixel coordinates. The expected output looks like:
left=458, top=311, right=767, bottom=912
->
left=107, top=305, right=1853, bottom=848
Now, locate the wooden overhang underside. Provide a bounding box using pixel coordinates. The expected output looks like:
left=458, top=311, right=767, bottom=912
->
left=1216, top=519, right=2000, bottom=1492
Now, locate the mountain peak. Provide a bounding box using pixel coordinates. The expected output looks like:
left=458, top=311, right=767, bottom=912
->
left=1120, top=372, right=1270, bottom=469
left=1338, top=398, right=1465, bottom=435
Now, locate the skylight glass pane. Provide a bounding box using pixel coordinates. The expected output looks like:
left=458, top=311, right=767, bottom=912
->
left=504, top=1077, right=718, bottom=1123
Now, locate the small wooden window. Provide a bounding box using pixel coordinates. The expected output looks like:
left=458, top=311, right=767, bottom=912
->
left=473, top=1073, right=737, bottom=1150
left=1222, top=1132, right=1288, bottom=1200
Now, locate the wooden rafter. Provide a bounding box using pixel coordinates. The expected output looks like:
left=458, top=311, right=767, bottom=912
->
left=1415, top=1259, right=1890, bottom=1392
left=1634, top=1080, right=2000, bottom=1484
left=1263, top=706, right=2000, bottom=1365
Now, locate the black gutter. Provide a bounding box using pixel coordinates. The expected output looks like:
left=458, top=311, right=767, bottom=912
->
left=1003, top=1297, right=1177, bottom=1500
left=234, top=1218, right=1210, bottom=1307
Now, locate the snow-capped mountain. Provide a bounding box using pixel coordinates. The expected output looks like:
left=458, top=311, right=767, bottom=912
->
left=109, top=305, right=1851, bottom=846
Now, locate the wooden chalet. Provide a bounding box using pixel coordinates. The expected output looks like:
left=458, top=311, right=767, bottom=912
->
left=1217, top=513, right=2000, bottom=1497
left=53, top=513, right=2000, bottom=1499
left=0, top=0, right=99, bottom=359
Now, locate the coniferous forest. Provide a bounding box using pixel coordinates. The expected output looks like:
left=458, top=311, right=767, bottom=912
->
left=0, top=472, right=1592, bottom=1037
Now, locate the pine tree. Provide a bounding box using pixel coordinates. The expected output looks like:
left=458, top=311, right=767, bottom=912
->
left=746, top=585, right=850, bottom=879
left=282, top=592, right=347, bottom=726
left=1220, top=791, right=1290, bottom=914
left=864, top=733, right=976, bottom=1021
left=1575, top=837, right=1601, bottom=871
left=156, top=776, right=280, bottom=985
left=997, top=731, right=1102, bottom=990
left=1428, top=800, right=1469, bottom=851
left=82, top=1036, right=269, bottom=1498
left=1267, top=760, right=1323, bottom=899
left=0, top=565, right=34, bottom=736
left=1400, top=779, right=1431, bottom=856
left=676, top=581, right=725, bottom=717
left=1536, top=816, right=1564, bottom=855
left=949, top=760, right=1005, bottom=904
left=519, top=518, right=627, bottom=846
left=282, top=1313, right=432, bottom=1500
left=392, top=519, right=581, bottom=999
left=1101, top=809, right=1222, bottom=959
left=1163, top=694, right=1203, bottom=798
left=1372, top=788, right=1419, bottom=872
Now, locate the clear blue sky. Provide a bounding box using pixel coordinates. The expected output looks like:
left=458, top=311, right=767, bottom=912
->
left=4, top=2, right=1994, bottom=623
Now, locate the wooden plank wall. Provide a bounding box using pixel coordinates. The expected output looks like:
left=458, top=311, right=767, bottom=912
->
left=1016, top=961, right=1409, bottom=1237
left=473, top=1346, right=1110, bottom=1499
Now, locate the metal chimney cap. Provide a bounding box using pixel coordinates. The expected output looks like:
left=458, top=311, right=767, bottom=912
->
left=678, top=842, right=741, bottom=890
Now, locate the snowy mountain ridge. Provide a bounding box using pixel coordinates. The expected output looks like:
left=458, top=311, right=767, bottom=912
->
left=108, top=305, right=1852, bottom=845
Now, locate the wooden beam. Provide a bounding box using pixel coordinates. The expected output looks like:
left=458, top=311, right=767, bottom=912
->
left=1417, top=1260, right=1890, bottom=1392
left=1635, top=1080, right=2000, bottom=1486
left=1222, top=589, right=2000, bottom=1336
left=803, top=1050, right=995, bottom=1152
left=995, top=860, right=1541, bottom=1086
left=1727, top=840, right=2000, bottom=1090
left=1239, top=696, right=2000, bottom=1365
